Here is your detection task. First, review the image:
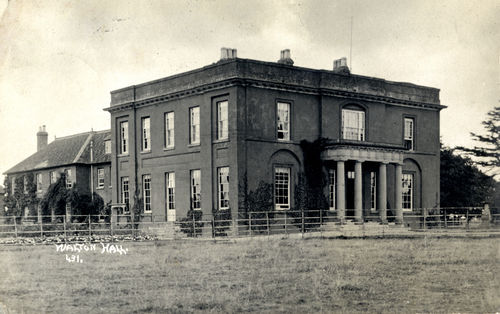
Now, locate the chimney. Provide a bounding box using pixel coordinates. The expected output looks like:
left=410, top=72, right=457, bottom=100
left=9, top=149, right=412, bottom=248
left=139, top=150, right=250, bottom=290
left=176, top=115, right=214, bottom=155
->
left=277, top=49, right=294, bottom=65
left=37, top=125, right=48, bottom=151
left=333, top=57, right=350, bottom=74
left=220, top=47, right=237, bottom=60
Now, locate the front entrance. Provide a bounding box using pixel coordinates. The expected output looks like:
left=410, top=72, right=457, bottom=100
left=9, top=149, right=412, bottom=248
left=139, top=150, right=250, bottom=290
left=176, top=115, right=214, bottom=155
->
left=346, top=170, right=355, bottom=219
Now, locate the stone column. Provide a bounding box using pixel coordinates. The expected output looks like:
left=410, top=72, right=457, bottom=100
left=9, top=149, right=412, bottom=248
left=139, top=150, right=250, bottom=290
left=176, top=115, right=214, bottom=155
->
left=395, top=163, right=403, bottom=224
left=354, top=160, right=363, bottom=223
left=378, top=162, right=387, bottom=223
left=336, top=160, right=345, bottom=223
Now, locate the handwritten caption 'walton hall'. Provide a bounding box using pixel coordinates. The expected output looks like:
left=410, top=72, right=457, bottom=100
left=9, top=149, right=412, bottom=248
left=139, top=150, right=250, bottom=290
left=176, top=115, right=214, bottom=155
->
left=55, top=243, right=129, bottom=263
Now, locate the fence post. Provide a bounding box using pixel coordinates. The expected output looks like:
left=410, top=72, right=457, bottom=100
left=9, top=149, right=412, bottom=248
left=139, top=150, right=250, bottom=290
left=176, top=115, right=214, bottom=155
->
left=301, top=208, right=305, bottom=235
left=63, top=215, right=67, bottom=241
left=466, top=208, right=469, bottom=230
left=192, top=212, right=196, bottom=237
left=40, top=217, right=44, bottom=237
left=423, top=209, right=427, bottom=230
left=249, top=212, right=252, bottom=237
left=266, top=212, right=270, bottom=236
left=284, top=212, right=288, bottom=234
left=211, top=218, right=215, bottom=238
left=88, top=214, right=91, bottom=237
left=13, top=218, right=18, bottom=238
left=444, top=209, right=447, bottom=228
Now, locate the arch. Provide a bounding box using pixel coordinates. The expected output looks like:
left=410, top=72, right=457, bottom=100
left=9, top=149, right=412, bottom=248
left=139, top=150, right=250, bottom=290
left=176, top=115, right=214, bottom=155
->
left=269, top=149, right=301, bottom=167
left=402, top=158, right=422, bottom=209
left=341, top=102, right=367, bottom=112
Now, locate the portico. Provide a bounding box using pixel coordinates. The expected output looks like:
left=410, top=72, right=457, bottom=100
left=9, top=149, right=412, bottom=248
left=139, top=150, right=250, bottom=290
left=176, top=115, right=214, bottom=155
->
left=322, top=143, right=405, bottom=224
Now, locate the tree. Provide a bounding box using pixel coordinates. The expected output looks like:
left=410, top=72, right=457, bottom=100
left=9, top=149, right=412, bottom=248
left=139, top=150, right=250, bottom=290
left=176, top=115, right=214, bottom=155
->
left=457, top=106, right=500, bottom=178
left=440, top=146, right=495, bottom=207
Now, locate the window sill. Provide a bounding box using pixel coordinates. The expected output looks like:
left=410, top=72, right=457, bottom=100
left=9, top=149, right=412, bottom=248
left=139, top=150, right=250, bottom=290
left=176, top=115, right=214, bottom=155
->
left=163, top=146, right=175, bottom=151
left=96, top=187, right=104, bottom=190
left=117, top=154, right=130, bottom=158
left=188, top=143, right=200, bottom=148
left=140, top=150, right=151, bottom=155
left=213, top=138, right=229, bottom=144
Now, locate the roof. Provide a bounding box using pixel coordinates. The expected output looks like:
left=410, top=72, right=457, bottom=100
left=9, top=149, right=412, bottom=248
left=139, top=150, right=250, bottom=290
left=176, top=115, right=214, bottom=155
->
left=4, top=130, right=111, bottom=175
left=108, top=58, right=443, bottom=112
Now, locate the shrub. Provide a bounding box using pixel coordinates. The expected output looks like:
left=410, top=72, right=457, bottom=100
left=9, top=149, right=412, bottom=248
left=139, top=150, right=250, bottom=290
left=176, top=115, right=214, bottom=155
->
left=179, top=209, right=204, bottom=237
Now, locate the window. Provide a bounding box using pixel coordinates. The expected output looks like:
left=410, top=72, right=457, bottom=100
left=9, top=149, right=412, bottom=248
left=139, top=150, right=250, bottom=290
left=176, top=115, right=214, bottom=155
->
left=97, top=168, right=105, bottom=188
left=277, top=102, right=290, bottom=141
left=165, top=112, right=175, bottom=148
left=166, top=172, right=175, bottom=211
left=120, top=121, right=129, bottom=154
left=121, top=177, right=130, bottom=208
left=404, top=118, right=414, bottom=151
left=329, top=169, right=335, bottom=210
left=141, top=117, right=151, bottom=152
left=190, top=170, right=201, bottom=210
left=143, top=174, right=151, bottom=213
left=347, top=171, right=355, bottom=179
left=105, top=140, right=111, bottom=154
left=36, top=173, right=42, bottom=192
left=370, top=171, right=377, bottom=212
left=274, top=167, right=290, bottom=210
left=342, top=109, right=365, bottom=141
left=217, top=101, right=228, bottom=140
left=190, top=107, right=200, bottom=145
left=65, top=169, right=72, bottom=189
left=402, top=173, right=414, bottom=211
left=218, top=167, right=229, bottom=209
left=50, top=171, right=57, bottom=184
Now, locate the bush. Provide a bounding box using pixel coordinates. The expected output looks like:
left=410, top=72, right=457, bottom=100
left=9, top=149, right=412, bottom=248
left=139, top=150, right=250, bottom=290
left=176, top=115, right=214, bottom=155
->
left=179, top=210, right=204, bottom=237
left=212, top=209, right=232, bottom=237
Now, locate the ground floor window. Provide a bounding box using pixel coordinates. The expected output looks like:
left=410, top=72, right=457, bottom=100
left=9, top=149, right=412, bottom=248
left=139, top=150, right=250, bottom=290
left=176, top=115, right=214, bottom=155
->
left=190, top=170, right=201, bottom=210
left=370, top=171, right=377, bottom=212
left=143, top=174, right=151, bottom=213
left=166, top=172, right=175, bottom=211
left=329, top=169, right=335, bottom=210
left=402, top=173, right=413, bottom=210
left=121, top=177, right=129, bottom=212
left=274, top=167, right=290, bottom=210
left=218, top=167, right=229, bottom=209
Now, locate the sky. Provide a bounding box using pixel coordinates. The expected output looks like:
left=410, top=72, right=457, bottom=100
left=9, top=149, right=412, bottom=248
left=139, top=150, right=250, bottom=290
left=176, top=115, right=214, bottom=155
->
left=0, top=0, right=498, bottom=183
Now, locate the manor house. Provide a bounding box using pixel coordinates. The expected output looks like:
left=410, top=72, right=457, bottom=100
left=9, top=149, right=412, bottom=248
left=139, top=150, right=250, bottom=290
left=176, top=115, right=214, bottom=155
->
left=105, top=48, right=444, bottom=223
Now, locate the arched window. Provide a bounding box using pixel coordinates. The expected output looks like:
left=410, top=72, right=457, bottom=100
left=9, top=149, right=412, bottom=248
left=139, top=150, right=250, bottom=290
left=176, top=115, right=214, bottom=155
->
left=341, top=106, right=365, bottom=141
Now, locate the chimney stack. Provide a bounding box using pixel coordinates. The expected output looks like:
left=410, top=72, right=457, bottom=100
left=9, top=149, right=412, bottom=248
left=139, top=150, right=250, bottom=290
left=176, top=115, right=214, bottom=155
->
left=37, top=125, right=48, bottom=151
left=333, top=57, right=350, bottom=74
left=220, top=47, right=237, bottom=60
left=277, top=49, right=294, bottom=65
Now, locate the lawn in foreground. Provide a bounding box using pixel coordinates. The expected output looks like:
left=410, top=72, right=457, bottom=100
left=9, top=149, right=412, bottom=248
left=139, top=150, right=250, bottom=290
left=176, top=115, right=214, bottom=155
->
left=0, top=237, right=498, bottom=313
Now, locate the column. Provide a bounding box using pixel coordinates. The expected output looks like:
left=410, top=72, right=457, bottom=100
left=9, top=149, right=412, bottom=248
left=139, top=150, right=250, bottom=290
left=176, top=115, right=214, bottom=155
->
left=336, top=160, right=345, bottom=223
left=354, top=160, right=363, bottom=223
left=395, top=163, right=403, bottom=224
left=378, top=162, right=387, bottom=223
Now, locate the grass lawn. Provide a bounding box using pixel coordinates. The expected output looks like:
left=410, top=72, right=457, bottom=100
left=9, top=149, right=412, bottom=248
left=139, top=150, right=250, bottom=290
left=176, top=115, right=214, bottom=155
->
left=0, top=237, right=498, bottom=313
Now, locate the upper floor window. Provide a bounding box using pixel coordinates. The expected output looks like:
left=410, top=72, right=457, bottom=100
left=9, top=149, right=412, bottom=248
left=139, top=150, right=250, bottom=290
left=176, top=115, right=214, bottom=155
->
left=217, top=101, right=228, bottom=140
left=190, top=169, right=201, bottom=210
left=141, top=117, right=151, bottom=152
left=65, top=169, right=72, bottom=189
left=120, top=121, right=129, bottom=155
left=404, top=118, right=414, bottom=151
left=190, top=107, right=200, bottom=145
left=36, top=173, right=42, bottom=192
left=97, top=168, right=105, bottom=188
left=277, top=102, right=290, bottom=141
left=165, top=112, right=175, bottom=148
left=143, top=174, right=151, bottom=213
left=50, top=171, right=57, bottom=184
left=105, top=140, right=111, bottom=154
left=274, top=167, right=290, bottom=210
left=342, top=109, right=365, bottom=141
left=218, top=167, right=229, bottom=209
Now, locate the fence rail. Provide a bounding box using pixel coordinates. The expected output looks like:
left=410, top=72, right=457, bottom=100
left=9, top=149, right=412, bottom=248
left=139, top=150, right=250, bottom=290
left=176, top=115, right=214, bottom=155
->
left=0, top=207, right=499, bottom=241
